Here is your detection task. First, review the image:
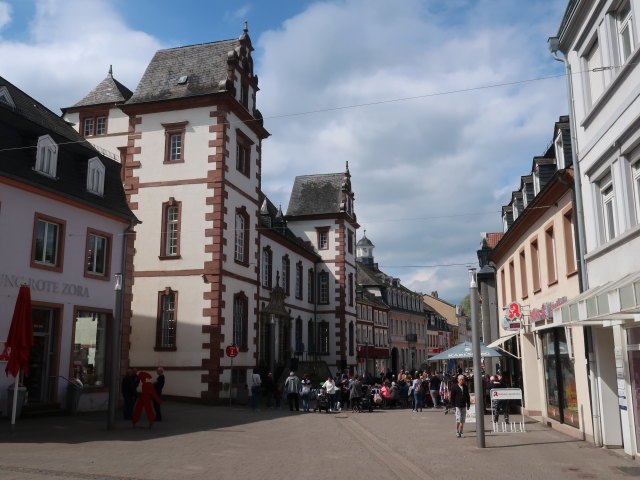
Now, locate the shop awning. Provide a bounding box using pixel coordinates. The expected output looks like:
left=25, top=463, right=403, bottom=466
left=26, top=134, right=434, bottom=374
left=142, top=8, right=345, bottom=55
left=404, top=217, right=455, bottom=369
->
left=555, top=271, right=640, bottom=326
left=487, top=333, right=520, bottom=359
left=487, top=333, right=517, bottom=349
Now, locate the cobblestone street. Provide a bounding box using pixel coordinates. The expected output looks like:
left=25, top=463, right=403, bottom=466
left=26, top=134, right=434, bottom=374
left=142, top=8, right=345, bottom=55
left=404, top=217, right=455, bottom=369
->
left=1, top=403, right=639, bottom=480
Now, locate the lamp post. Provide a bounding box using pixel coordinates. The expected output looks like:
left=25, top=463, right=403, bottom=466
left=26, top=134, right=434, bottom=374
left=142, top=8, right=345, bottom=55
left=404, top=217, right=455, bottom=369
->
left=108, top=273, right=123, bottom=430
left=470, top=268, right=485, bottom=448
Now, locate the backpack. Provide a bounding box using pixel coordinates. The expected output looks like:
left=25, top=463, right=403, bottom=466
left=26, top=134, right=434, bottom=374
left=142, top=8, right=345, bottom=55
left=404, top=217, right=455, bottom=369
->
left=415, top=382, right=422, bottom=392
left=373, top=392, right=383, bottom=404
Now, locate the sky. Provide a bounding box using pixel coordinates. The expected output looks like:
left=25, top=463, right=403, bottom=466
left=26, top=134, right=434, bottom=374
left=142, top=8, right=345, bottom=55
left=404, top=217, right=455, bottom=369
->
left=0, top=0, right=570, bottom=305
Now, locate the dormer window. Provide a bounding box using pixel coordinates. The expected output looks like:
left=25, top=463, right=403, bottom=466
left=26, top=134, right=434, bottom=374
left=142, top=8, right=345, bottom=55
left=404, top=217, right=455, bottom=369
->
left=554, top=131, right=565, bottom=169
left=533, top=169, right=541, bottom=195
left=0, top=86, right=16, bottom=108
left=35, top=135, right=58, bottom=178
left=87, top=157, right=105, bottom=196
left=522, top=186, right=529, bottom=208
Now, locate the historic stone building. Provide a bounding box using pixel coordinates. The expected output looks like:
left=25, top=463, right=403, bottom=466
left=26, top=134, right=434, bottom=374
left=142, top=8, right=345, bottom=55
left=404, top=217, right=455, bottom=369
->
left=64, top=27, right=357, bottom=401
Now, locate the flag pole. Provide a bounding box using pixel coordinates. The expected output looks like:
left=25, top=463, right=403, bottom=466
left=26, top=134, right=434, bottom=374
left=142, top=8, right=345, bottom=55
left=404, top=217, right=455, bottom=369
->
left=10, top=374, right=19, bottom=433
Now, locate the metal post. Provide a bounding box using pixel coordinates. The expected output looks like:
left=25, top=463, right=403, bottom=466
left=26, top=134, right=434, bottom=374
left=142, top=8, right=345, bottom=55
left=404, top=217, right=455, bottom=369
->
left=470, top=268, right=485, bottom=448
left=108, top=273, right=123, bottom=430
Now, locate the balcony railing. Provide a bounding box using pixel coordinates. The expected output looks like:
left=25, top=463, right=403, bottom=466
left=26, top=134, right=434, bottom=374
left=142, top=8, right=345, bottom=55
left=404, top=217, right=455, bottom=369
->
left=405, top=333, right=417, bottom=342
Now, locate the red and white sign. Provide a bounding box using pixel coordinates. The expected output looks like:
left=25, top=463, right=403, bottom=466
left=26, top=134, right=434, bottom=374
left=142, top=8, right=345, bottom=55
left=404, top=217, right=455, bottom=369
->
left=225, top=345, right=239, bottom=358
left=502, top=302, right=523, bottom=331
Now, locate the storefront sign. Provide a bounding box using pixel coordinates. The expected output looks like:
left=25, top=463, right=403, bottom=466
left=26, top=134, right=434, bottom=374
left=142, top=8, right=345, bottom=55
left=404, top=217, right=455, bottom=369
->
left=0, top=274, right=90, bottom=298
left=530, top=297, right=567, bottom=322
left=490, top=388, right=523, bottom=400
left=502, top=302, right=523, bottom=331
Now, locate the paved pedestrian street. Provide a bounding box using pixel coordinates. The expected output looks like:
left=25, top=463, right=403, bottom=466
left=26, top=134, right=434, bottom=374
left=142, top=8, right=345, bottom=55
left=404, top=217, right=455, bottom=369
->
left=1, top=403, right=639, bottom=480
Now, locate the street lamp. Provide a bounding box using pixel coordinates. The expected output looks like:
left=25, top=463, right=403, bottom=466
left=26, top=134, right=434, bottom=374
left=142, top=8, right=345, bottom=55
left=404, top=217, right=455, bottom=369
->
left=469, top=268, right=485, bottom=448
left=108, top=273, right=123, bottom=430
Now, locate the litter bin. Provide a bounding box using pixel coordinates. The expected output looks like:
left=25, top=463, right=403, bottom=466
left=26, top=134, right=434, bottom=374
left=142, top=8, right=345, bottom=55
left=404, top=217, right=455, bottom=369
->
left=6, top=385, right=27, bottom=419
left=67, top=383, right=82, bottom=413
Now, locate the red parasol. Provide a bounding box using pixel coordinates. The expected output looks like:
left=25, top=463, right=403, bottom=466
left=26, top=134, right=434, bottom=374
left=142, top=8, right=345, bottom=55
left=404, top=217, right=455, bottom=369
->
left=5, top=285, right=34, bottom=378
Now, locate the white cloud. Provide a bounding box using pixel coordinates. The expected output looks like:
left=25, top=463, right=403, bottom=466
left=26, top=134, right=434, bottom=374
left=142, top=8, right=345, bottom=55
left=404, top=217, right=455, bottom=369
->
left=225, top=4, right=253, bottom=22
left=0, top=0, right=163, bottom=111
left=257, top=0, right=568, bottom=303
left=0, top=2, right=11, bottom=31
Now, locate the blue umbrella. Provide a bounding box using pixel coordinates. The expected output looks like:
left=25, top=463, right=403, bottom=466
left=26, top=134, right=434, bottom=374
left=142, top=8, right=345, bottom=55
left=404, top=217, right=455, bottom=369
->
left=428, top=341, right=501, bottom=361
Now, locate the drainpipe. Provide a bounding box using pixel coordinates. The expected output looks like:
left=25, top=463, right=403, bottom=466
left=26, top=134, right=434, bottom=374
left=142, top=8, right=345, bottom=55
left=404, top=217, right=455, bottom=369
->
left=548, top=37, right=602, bottom=448
left=108, top=223, right=132, bottom=430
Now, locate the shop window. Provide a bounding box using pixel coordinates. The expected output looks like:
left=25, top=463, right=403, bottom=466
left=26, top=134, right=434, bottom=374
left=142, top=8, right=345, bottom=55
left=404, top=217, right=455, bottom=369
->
left=72, top=310, right=108, bottom=388
left=541, top=328, right=579, bottom=428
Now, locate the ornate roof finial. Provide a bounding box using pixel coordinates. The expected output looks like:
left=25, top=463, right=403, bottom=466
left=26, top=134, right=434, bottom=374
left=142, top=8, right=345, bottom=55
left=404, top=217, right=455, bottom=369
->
left=108, top=65, right=113, bottom=78
left=243, top=21, right=248, bottom=33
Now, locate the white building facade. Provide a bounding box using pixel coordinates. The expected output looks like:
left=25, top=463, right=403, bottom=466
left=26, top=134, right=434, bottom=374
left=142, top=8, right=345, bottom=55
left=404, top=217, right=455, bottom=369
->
left=554, top=0, right=640, bottom=454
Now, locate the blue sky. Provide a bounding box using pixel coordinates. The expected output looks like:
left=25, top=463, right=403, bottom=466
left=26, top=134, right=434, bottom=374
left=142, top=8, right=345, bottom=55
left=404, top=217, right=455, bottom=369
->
left=0, top=0, right=570, bottom=304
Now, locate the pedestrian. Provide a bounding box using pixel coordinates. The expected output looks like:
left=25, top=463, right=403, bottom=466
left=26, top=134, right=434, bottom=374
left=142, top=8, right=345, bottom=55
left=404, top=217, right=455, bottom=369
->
left=350, top=374, right=363, bottom=412
left=450, top=374, right=471, bottom=438
left=121, top=367, right=138, bottom=420
left=132, top=371, right=161, bottom=428
left=284, top=371, right=302, bottom=411
left=263, top=371, right=277, bottom=408
left=440, top=373, right=452, bottom=414
left=250, top=369, right=262, bottom=410
left=341, top=374, right=351, bottom=410
left=412, top=376, right=423, bottom=412
left=324, top=375, right=337, bottom=412
left=153, top=367, right=165, bottom=421
left=300, top=374, right=312, bottom=412
left=492, top=373, right=510, bottom=425
left=429, top=371, right=441, bottom=408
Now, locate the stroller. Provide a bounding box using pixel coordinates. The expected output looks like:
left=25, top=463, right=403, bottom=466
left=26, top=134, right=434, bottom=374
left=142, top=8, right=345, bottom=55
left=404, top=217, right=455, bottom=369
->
left=313, top=387, right=330, bottom=413
left=356, top=385, right=374, bottom=412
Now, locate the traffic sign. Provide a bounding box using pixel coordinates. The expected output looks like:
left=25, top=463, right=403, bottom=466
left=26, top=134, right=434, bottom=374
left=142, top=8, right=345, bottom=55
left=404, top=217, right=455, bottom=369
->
left=226, top=345, right=239, bottom=357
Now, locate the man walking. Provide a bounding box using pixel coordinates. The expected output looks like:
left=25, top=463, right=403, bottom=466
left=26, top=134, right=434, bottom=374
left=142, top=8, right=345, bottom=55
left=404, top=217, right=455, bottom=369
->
left=450, top=374, right=471, bottom=438
left=284, top=371, right=302, bottom=411
left=428, top=372, right=441, bottom=408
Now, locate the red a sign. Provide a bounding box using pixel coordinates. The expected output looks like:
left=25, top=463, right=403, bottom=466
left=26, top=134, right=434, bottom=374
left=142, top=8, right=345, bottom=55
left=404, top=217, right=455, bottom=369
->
left=226, top=345, right=239, bottom=358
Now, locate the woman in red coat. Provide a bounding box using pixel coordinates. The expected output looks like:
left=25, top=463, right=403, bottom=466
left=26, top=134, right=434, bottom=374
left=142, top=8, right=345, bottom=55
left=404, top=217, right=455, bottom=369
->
left=132, top=371, right=161, bottom=428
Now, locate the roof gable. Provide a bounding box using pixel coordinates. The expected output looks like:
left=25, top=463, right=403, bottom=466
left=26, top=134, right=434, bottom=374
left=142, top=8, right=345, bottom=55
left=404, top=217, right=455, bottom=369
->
left=71, top=73, right=133, bottom=108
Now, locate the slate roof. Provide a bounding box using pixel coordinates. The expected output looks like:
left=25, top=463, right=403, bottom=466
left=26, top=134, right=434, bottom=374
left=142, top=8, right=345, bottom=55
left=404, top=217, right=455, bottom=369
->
left=356, top=261, right=415, bottom=295
left=70, top=74, right=133, bottom=108
left=126, top=39, right=239, bottom=105
left=287, top=173, right=348, bottom=217
left=259, top=194, right=319, bottom=258
left=356, top=234, right=374, bottom=247
left=0, top=76, right=137, bottom=222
